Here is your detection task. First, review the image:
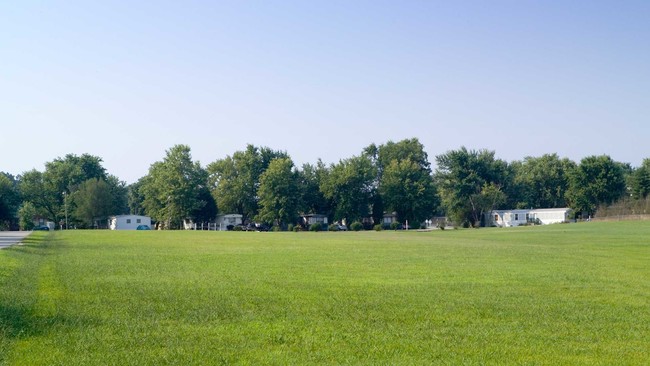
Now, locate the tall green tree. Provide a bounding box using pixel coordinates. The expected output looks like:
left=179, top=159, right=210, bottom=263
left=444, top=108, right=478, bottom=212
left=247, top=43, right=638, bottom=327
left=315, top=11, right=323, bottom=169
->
left=373, top=138, right=432, bottom=174
left=435, top=147, right=510, bottom=227
left=566, top=155, right=627, bottom=217
left=193, top=183, right=218, bottom=224
left=0, top=173, right=21, bottom=230
left=19, top=169, right=60, bottom=224
left=256, top=158, right=300, bottom=227
left=320, top=155, right=376, bottom=223
left=629, top=158, right=650, bottom=200
left=368, top=138, right=437, bottom=224
left=207, top=145, right=287, bottom=221
left=44, top=153, right=107, bottom=195
left=141, top=145, right=211, bottom=229
left=513, top=154, right=576, bottom=208
left=380, top=159, right=437, bottom=224
left=297, top=161, right=331, bottom=216
left=72, top=179, right=114, bottom=228
left=19, top=153, right=107, bottom=227
left=127, top=178, right=146, bottom=215
left=71, top=176, right=128, bottom=228
left=106, top=175, right=129, bottom=215
left=18, top=202, right=38, bottom=230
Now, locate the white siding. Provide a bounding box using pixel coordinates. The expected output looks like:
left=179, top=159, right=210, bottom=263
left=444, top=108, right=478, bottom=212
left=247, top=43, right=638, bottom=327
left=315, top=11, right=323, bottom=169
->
left=489, top=208, right=571, bottom=227
left=215, top=214, right=243, bottom=230
left=109, top=215, right=151, bottom=230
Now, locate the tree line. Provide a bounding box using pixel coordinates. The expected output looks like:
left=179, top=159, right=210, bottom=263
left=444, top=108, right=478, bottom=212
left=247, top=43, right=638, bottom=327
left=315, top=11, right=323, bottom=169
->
left=1, top=138, right=649, bottom=230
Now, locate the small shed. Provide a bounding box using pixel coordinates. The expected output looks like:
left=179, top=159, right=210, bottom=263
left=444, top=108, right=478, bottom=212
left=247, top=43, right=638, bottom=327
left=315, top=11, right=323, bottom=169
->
left=215, top=214, right=243, bottom=230
left=302, top=214, right=328, bottom=226
left=382, top=212, right=399, bottom=225
left=109, top=215, right=151, bottom=230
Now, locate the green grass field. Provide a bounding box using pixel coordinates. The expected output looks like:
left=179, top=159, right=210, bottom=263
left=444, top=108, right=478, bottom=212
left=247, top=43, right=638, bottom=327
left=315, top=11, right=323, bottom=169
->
left=1, top=222, right=649, bottom=365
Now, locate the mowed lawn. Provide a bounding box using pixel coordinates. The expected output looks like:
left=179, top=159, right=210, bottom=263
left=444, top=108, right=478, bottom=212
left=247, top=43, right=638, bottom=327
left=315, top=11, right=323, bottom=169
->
left=1, top=222, right=649, bottom=365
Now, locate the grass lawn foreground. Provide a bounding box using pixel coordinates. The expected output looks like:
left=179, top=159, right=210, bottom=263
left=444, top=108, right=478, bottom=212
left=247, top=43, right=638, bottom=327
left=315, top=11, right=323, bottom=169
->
left=1, top=221, right=649, bottom=365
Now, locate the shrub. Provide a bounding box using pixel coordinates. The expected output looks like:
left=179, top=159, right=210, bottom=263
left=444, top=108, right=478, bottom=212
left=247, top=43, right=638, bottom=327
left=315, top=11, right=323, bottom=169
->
left=293, top=225, right=303, bottom=232
left=309, top=223, right=322, bottom=232
left=373, top=224, right=383, bottom=231
left=232, top=225, right=243, bottom=232
left=226, top=225, right=234, bottom=231
left=328, top=224, right=339, bottom=232
left=350, top=222, right=363, bottom=231
left=272, top=226, right=281, bottom=232
left=390, top=222, right=401, bottom=230
left=287, top=224, right=294, bottom=232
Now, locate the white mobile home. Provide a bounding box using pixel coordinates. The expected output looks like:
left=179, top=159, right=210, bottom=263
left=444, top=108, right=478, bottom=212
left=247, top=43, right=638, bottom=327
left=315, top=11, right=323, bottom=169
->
left=215, top=214, right=243, bottom=230
left=489, top=208, right=572, bottom=227
left=302, top=214, right=328, bottom=226
left=109, top=215, right=151, bottom=230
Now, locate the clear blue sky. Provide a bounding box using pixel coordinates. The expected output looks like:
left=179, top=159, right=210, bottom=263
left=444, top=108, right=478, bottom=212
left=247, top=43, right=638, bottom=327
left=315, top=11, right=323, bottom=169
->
left=2, top=1, right=649, bottom=183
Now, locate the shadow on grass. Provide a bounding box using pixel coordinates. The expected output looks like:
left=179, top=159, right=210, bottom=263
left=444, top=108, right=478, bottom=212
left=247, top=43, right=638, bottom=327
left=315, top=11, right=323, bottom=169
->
left=0, top=304, right=52, bottom=339
left=20, top=232, right=49, bottom=245
left=6, top=232, right=56, bottom=257
left=0, top=302, right=85, bottom=365
left=0, top=231, right=89, bottom=346
left=1, top=233, right=46, bottom=339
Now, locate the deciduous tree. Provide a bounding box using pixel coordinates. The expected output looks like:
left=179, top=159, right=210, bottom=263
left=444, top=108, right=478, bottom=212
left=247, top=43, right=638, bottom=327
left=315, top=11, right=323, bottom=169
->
left=207, top=145, right=287, bottom=221
left=0, top=173, right=21, bottom=229
left=380, top=159, right=437, bottom=224
left=566, top=155, right=626, bottom=217
left=320, top=155, right=376, bottom=223
left=141, top=145, right=211, bottom=229
left=72, top=176, right=128, bottom=228
left=256, top=158, right=300, bottom=227
left=513, top=154, right=576, bottom=208
left=19, top=154, right=107, bottom=227
left=297, top=161, right=331, bottom=217
left=127, top=178, right=146, bottom=215
left=629, top=158, right=650, bottom=200
left=364, top=138, right=438, bottom=225
left=435, top=147, right=510, bottom=227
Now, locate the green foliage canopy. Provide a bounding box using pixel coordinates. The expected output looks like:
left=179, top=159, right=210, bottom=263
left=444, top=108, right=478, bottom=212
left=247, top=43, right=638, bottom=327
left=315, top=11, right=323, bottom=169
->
left=365, top=138, right=438, bottom=224
left=19, top=154, right=107, bottom=227
left=629, top=158, right=650, bottom=200
left=256, top=158, right=300, bottom=227
left=297, top=161, right=331, bottom=217
left=320, top=155, right=376, bottom=223
left=380, top=159, right=437, bottom=224
left=513, top=154, right=576, bottom=209
left=435, top=147, right=510, bottom=227
left=71, top=177, right=127, bottom=228
left=0, top=173, right=21, bottom=229
left=207, top=145, right=287, bottom=221
left=567, top=155, right=627, bottom=216
left=141, top=145, right=210, bottom=229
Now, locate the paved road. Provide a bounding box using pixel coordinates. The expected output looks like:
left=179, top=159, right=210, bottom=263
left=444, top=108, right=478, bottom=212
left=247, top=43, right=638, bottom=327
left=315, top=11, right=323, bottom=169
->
left=0, top=231, right=31, bottom=249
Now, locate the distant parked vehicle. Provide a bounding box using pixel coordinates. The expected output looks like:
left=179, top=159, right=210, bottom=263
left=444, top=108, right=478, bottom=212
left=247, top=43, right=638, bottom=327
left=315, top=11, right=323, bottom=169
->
left=233, top=224, right=251, bottom=231
left=254, top=223, right=270, bottom=232
left=33, top=225, right=49, bottom=231
left=136, top=225, right=151, bottom=230
left=337, top=225, right=348, bottom=231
